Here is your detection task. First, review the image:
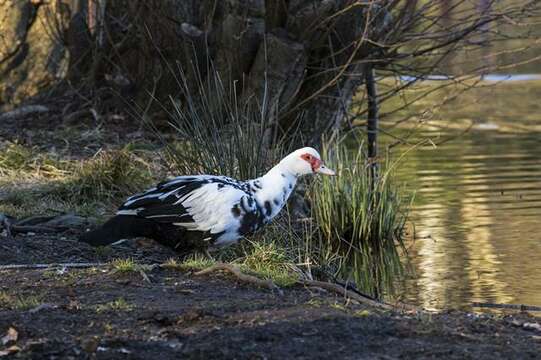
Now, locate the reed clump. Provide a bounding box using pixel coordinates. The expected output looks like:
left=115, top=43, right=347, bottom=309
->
left=160, top=67, right=284, bottom=181
left=309, top=143, right=410, bottom=298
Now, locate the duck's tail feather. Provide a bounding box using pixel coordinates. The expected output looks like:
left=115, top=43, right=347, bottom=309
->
left=79, top=215, right=158, bottom=246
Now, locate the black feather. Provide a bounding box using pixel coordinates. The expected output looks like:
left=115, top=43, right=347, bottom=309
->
left=264, top=201, right=272, bottom=216
left=80, top=214, right=224, bottom=254
left=79, top=215, right=159, bottom=246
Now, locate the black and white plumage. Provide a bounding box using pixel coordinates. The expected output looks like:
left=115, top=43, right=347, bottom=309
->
left=80, top=147, right=335, bottom=253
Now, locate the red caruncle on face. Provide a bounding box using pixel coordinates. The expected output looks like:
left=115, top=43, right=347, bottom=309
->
left=300, top=153, right=322, bottom=172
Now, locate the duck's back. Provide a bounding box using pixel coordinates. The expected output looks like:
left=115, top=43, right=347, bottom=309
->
left=80, top=175, right=266, bottom=251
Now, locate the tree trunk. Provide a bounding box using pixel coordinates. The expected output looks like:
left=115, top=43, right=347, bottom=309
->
left=0, top=0, right=69, bottom=108
left=1, top=0, right=392, bottom=144
left=365, top=66, right=378, bottom=184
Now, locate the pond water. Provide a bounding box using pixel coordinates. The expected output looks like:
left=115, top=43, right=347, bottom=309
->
left=383, top=79, right=541, bottom=312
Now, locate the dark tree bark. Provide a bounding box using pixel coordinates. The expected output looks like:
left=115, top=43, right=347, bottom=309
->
left=365, top=66, right=378, bottom=184
left=0, top=0, right=69, bottom=107
left=1, top=0, right=391, bottom=144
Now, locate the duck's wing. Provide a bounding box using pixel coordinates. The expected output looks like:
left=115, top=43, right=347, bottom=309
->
left=117, top=175, right=262, bottom=244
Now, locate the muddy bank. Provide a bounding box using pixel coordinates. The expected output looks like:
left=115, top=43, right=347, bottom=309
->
left=0, top=234, right=540, bottom=359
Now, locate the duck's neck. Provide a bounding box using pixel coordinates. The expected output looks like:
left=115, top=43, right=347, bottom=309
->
left=250, top=164, right=297, bottom=220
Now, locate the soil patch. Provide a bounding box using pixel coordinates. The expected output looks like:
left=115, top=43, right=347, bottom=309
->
left=1, top=233, right=540, bottom=359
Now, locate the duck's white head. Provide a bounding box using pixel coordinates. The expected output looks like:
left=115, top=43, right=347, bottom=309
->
left=279, top=147, right=336, bottom=177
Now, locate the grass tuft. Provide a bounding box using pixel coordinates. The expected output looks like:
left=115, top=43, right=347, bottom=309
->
left=239, top=241, right=299, bottom=287
left=95, top=298, right=133, bottom=313
left=0, top=142, right=67, bottom=178
left=162, top=256, right=215, bottom=272
left=53, top=148, right=152, bottom=202
left=110, top=258, right=138, bottom=273
left=0, top=145, right=154, bottom=219
left=156, top=67, right=285, bottom=181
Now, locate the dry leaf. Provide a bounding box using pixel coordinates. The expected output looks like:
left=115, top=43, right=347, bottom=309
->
left=0, top=345, right=20, bottom=357
left=1, top=328, right=18, bottom=346
left=80, top=336, right=100, bottom=353
left=67, top=300, right=81, bottom=311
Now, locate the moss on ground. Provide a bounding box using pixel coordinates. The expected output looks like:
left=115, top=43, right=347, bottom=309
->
left=0, top=291, right=44, bottom=311
left=95, top=298, right=134, bottom=313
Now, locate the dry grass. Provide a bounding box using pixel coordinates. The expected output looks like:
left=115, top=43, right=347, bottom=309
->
left=0, top=144, right=155, bottom=219
left=54, top=149, right=153, bottom=201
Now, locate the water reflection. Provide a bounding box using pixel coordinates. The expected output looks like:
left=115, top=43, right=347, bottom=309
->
left=399, top=74, right=541, bottom=83
left=393, top=127, right=541, bottom=311
left=482, top=74, right=541, bottom=82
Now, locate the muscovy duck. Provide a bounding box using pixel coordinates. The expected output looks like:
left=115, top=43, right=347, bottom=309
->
left=80, top=147, right=335, bottom=253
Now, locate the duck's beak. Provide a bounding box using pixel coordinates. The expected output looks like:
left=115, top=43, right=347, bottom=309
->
left=316, top=164, right=336, bottom=176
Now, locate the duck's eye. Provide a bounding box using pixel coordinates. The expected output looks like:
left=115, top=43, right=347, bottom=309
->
left=301, top=153, right=312, bottom=162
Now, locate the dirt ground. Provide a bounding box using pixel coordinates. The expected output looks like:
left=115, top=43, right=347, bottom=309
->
left=0, top=233, right=540, bottom=360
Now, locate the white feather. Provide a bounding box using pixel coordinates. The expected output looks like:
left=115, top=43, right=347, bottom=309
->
left=180, top=183, right=245, bottom=246
left=116, top=209, right=139, bottom=215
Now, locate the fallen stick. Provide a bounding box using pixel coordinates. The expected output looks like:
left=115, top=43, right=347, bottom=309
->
left=10, top=225, right=59, bottom=234
left=472, top=302, right=541, bottom=312
left=15, top=215, right=57, bottom=226
left=0, top=214, right=56, bottom=236
left=1, top=214, right=89, bottom=235
left=194, top=262, right=277, bottom=290
left=0, top=263, right=106, bottom=271
left=0, top=105, right=49, bottom=121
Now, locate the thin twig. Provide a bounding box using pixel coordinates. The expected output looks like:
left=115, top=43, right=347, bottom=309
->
left=0, top=263, right=106, bottom=271
left=0, top=105, right=49, bottom=121
left=138, top=269, right=153, bottom=284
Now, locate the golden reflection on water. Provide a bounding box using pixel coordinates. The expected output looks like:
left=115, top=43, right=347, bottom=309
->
left=399, top=133, right=541, bottom=311
left=385, top=80, right=541, bottom=310
left=459, top=154, right=513, bottom=308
